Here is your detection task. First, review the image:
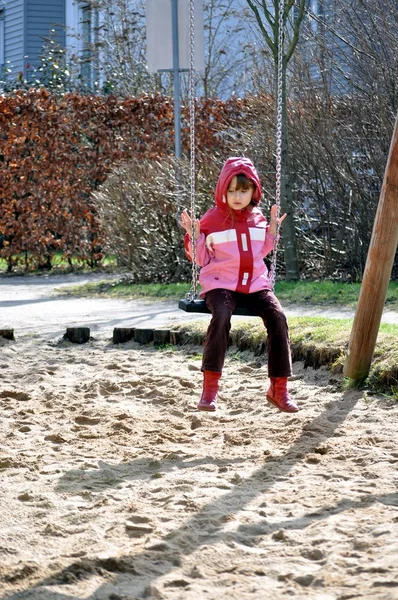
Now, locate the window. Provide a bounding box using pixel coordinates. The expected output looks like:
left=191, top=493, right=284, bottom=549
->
left=79, top=3, right=92, bottom=87
left=0, top=10, right=5, bottom=70
left=310, top=0, right=318, bottom=31
left=309, top=0, right=324, bottom=32
left=65, top=0, right=100, bottom=92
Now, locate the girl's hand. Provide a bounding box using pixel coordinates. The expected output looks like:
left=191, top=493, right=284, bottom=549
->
left=179, top=209, right=200, bottom=240
left=268, top=204, right=287, bottom=236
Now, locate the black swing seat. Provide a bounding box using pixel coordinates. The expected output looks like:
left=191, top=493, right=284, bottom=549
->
left=178, top=298, right=254, bottom=317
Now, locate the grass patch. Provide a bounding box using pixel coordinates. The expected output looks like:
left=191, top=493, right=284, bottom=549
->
left=275, top=280, right=362, bottom=307
left=55, top=278, right=398, bottom=310
left=170, top=316, right=398, bottom=399
left=276, top=280, right=398, bottom=309
left=57, top=280, right=192, bottom=299
left=0, top=253, right=119, bottom=274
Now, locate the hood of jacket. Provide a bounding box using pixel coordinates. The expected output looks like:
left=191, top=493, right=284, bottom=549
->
left=214, top=156, right=262, bottom=210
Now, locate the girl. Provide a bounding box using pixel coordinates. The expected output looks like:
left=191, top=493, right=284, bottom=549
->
left=179, top=156, right=299, bottom=414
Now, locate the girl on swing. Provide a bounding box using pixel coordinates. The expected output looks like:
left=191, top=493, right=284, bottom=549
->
left=179, top=156, right=299, bottom=414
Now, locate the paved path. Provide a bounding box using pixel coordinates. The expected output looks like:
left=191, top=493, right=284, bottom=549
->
left=0, top=273, right=397, bottom=340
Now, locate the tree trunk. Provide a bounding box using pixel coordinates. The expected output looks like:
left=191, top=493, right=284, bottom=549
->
left=344, top=111, right=398, bottom=380
left=279, top=63, right=299, bottom=280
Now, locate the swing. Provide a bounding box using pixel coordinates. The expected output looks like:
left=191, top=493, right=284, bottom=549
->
left=179, top=0, right=285, bottom=317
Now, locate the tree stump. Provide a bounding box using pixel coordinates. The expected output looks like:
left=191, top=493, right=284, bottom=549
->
left=134, top=328, right=154, bottom=344
left=154, top=329, right=170, bottom=346
left=64, top=327, right=90, bottom=344
left=169, top=330, right=181, bottom=345
left=0, top=329, right=15, bottom=341
left=113, top=328, right=135, bottom=344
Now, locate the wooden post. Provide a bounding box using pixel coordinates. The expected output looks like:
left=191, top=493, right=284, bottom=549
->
left=344, top=112, right=398, bottom=380
left=113, top=328, right=135, bottom=344
left=153, top=329, right=171, bottom=346
left=134, top=328, right=154, bottom=344
left=0, top=329, right=15, bottom=341
left=64, top=327, right=91, bottom=344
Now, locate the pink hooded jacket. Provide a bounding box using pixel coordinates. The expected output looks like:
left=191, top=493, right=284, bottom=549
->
left=184, top=157, right=276, bottom=298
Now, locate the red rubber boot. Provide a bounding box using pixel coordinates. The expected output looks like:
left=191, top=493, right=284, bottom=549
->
left=197, top=371, right=221, bottom=412
left=266, top=377, right=299, bottom=413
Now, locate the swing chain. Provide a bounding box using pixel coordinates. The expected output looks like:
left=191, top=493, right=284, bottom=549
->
left=186, top=0, right=199, bottom=302
left=186, top=0, right=284, bottom=297
left=269, top=0, right=285, bottom=289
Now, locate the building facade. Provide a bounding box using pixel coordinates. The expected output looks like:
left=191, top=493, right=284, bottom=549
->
left=0, top=0, right=351, bottom=96
left=0, top=0, right=94, bottom=86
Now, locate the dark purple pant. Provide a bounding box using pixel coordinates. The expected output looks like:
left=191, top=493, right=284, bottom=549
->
left=202, top=288, right=292, bottom=378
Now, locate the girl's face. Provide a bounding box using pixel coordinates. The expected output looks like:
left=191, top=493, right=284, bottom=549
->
left=226, top=176, right=254, bottom=211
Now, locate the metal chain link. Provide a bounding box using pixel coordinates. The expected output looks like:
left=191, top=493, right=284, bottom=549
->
left=186, top=0, right=199, bottom=302
left=269, top=0, right=285, bottom=289
left=186, top=0, right=284, bottom=295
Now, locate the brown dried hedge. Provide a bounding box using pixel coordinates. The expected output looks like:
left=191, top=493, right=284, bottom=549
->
left=0, top=89, right=248, bottom=272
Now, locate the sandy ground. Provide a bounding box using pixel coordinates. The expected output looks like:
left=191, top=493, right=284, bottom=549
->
left=1, top=330, right=398, bottom=600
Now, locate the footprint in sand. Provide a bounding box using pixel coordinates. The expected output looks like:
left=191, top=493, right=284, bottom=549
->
left=0, top=390, right=31, bottom=401
left=0, top=456, right=21, bottom=469
left=105, top=363, right=123, bottom=371
left=82, top=380, right=121, bottom=399
left=44, top=433, right=67, bottom=444
left=74, top=415, right=101, bottom=426
left=111, top=422, right=132, bottom=434
left=99, top=381, right=121, bottom=396
left=301, top=547, right=325, bottom=562
left=125, top=515, right=154, bottom=536
left=18, top=425, right=32, bottom=433
left=41, top=523, right=67, bottom=538
left=177, top=378, right=196, bottom=390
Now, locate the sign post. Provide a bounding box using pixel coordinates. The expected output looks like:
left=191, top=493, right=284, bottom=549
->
left=146, top=0, right=204, bottom=159
left=171, top=0, right=182, bottom=159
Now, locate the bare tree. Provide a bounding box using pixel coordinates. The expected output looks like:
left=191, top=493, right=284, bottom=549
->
left=62, top=0, right=258, bottom=100
left=200, top=0, right=255, bottom=98
left=76, top=0, right=165, bottom=96
left=245, top=0, right=306, bottom=280
left=286, top=0, right=398, bottom=279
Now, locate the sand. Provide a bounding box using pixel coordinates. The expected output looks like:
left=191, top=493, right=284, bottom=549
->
left=0, top=333, right=398, bottom=600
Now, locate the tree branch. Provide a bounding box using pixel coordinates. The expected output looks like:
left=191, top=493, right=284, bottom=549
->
left=285, top=0, right=306, bottom=64
left=306, top=4, right=375, bottom=61
left=246, top=0, right=276, bottom=57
